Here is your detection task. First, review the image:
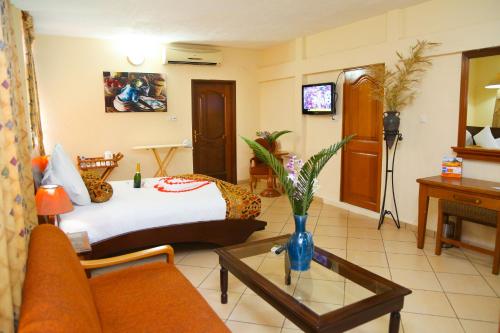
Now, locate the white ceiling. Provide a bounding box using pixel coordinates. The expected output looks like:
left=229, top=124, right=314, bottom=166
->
left=13, top=0, right=426, bottom=49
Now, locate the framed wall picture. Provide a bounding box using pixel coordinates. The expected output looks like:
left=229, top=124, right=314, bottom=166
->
left=103, top=71, right=167, bottom=112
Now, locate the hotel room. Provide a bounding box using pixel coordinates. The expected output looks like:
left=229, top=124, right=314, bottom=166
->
left=1, top=0, right=500, bottom=332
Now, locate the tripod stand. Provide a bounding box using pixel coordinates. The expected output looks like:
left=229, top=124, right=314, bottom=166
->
left=378, top=131, right=403, bottom=229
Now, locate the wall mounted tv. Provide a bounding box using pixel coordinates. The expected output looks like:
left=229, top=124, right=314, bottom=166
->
left=302, top=82, right=336, bottom=115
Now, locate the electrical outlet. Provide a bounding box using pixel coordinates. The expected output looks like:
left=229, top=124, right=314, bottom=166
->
left=168, top=115, right=177, bottom=121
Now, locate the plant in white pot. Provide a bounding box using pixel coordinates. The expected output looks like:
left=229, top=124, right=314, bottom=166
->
left=369, top=40, right=440, bottom=148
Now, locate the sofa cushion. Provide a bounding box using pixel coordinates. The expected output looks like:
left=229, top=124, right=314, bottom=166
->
left=19, top=225, right=102, bottom=333
left=89, top=262, right=229, bottom=333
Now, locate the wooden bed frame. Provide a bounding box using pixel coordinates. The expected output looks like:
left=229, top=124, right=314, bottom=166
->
left=89, top=218, right=267, bottom=259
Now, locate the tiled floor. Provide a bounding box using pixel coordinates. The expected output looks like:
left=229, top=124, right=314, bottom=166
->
left=95, top=185, right=500, bottom=333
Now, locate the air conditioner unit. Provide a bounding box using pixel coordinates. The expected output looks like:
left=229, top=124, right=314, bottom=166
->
left=163, top=45, right=223, bottom=65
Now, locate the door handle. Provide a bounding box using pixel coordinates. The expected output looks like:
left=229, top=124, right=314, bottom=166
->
left=194, top=129, right=201, bottom=143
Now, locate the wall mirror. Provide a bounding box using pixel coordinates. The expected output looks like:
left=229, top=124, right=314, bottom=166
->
left=453, top=46, right=500, bottom=162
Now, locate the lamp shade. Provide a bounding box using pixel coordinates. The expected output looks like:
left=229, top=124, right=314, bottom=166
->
left=35, top=185, right=74, bottom=216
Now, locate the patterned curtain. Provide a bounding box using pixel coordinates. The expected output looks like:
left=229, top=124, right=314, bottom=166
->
left=0, top=0, right=38, bottom=332
left=21, top=10, right=44, bottom=156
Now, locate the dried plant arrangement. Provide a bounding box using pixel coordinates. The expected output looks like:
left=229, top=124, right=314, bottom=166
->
left=370, top=40, right=440, bottom=111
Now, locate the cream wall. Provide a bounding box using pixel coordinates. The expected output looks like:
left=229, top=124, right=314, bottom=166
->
left=258, top=0, right=500, bottom=246
left=35, top=35, right=259, bottom=181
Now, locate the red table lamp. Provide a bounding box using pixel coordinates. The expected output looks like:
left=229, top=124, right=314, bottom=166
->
left=35, top=185, right=74, bottom=226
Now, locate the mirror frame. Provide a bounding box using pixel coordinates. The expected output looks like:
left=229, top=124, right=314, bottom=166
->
left=452, top=45, right=500, bottom=163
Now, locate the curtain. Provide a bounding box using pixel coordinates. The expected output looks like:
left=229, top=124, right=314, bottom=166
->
left=21, top=10, right=44, bottom=156
left=0, top=0, right=38, bottom=332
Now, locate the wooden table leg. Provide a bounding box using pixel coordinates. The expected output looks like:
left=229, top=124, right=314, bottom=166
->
left=285, top=252, right=291, bottom=286
left=220, top=265, right=228, bottom=304
left=158, top=147, right=177, bottom=177
left=493, top=213, right=500, bottom=275
left=417, top=185, right=429, bottom=249
left=389, top=311, right=401, bottom=333
left=260, top=167, right=281, bottom=197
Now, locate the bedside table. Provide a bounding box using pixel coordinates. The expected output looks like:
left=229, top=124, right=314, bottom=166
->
left=66, top=231, right=92, bottom=259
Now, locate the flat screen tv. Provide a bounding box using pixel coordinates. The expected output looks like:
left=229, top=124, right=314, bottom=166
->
left=302, top=82, right=336, bottom=115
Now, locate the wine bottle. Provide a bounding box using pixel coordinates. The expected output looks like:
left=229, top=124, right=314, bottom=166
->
left=133, top=163, right=141, bottom=188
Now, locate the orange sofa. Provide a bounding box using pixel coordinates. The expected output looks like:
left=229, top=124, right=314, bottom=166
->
left=19, top=224, right=230, bottom=333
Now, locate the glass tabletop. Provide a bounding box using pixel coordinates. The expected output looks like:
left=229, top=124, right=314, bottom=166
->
left=223, top=235, right=394, bottom=316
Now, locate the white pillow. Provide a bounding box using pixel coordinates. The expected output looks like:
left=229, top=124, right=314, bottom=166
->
left=465, top=130, right=473, bottom=146
left=473, top=126, right=497, bottom=149
left=42, top=144, right=91, bottom=206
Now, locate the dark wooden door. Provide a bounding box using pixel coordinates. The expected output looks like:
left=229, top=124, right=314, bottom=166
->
left=191, top=80, right=236, bottom=183
left=340, top=67, right=383, bottom=212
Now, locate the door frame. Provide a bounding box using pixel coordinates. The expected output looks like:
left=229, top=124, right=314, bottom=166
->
left=191, top=79, right=237, bottom=183
left=340, top=66, right=383, bottom=212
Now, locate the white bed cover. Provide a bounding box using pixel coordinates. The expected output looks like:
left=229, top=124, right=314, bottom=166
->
left=59, top=177, right=226, bottom=243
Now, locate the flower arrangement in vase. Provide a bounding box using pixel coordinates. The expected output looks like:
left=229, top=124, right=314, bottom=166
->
left=242, top=134, right=353, bottom=271
left=369, top=40, right=440, bottom=148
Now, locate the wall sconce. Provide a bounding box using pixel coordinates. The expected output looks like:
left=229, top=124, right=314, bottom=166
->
left=127, top=49, right=145, bottom=66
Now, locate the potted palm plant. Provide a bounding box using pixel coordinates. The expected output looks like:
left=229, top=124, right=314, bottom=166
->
left=255, top=130, right=292, bottom=152
left=242, top=134, right=353, bottom=271
left=369, top=40, right=440, bottom=148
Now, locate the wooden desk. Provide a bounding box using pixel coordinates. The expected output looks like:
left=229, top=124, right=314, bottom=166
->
left=416, top=176, right=500, bottom=249
left=132, top=143, right=191, bottom=177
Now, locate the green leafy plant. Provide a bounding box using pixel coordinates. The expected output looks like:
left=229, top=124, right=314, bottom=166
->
left=242, top=135, right=354, bottom=215
left=369, top=40, right=440, bottom=111
left=256, top=130, right=292, bottom=145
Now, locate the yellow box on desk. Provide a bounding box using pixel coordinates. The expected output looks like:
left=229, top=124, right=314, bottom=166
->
left=441, top=157, right=463, bottom=178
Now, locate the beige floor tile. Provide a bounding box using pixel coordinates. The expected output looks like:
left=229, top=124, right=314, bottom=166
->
left=390, top=268, right=442, bottom=291
left=281, top=222, right=316, bottom=234
left=176, top=265, right=213, bottom=287
left=359, top=265, right=392, bottom=280
left=383, top=240, right=424, bottom=255
left=266, top=222, right=287, bottom=233
left=346, top=314, right=396, bottom=333
left=315, top=225, right=348, bottom=237
left=321, top=209, right=349, bottom=219
left=197, top=288, right=240, bottom=320
left=347, top=228, right=382, bottom=240
left=387, top=253, right=432, bottom=271
left=347, top=250, right=388, bottom=267
left=483, top=275, right=500, bottom=297
left=347, top=238, right=384, bottom=252
left=344, top=282, right=375, bottom=305
left=229, top=294, right=285, bottom=327
left=177, top=249, right=219, bottom=268
left=424, top=246, right=467, bottom=259
left=328, top=248, right=347, bottom=259
left=447, top=293, right=500, bottom=322
left=245, top=273, right=297, bottom=296
left=402, top=312, right=464, bottom=333
left=313, top=235, right=347, bottom=250
left=258, top=257, right=288, bottom=276
left=427, top=256, right=479, bottom=275
left=402, top=289, right=456, bottom=317
left=247, top=230, right=279, bottom=242
left=261, top=213, right=291, bottom=223
left=225, top=320, right=282, bottom=333
left=463, top=249, right=494, bottom=266
left=460, top=319, right=499, bottom=333
left=199, top=269, right=248, bottom=294
left=381, top=230, right=416, bottom=242
left=317, top=216, right=348, bottom=227
left=437, top=273, right=496, bottom=296
left=293, top=278, right=345, bottom=304
left=299, top=261, right=345, bottom=281
left=348, top=219, right=379, bottom=230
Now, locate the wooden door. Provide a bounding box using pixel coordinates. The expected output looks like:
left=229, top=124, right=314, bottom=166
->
left=340, top=67, right=382, bottom=212
left=192, top=80, right=236, bottom=183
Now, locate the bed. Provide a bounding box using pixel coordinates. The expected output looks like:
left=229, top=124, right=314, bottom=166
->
left=56, top=173, right=266, bottom=258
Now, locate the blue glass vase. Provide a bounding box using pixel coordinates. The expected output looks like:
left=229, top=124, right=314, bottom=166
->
left=287, top=214, right=314, bottom=271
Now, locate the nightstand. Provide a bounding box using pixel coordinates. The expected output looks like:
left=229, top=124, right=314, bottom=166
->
left=66, top=231, right=92, bottom=259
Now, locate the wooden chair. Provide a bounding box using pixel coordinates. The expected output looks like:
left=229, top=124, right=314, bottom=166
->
left=249, top=138, right=281, bottom=192
left=435, top=199, right=500, bottom=274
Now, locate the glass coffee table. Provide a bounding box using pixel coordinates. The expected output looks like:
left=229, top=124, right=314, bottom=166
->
left=215, top=235, right=411, bottom=333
